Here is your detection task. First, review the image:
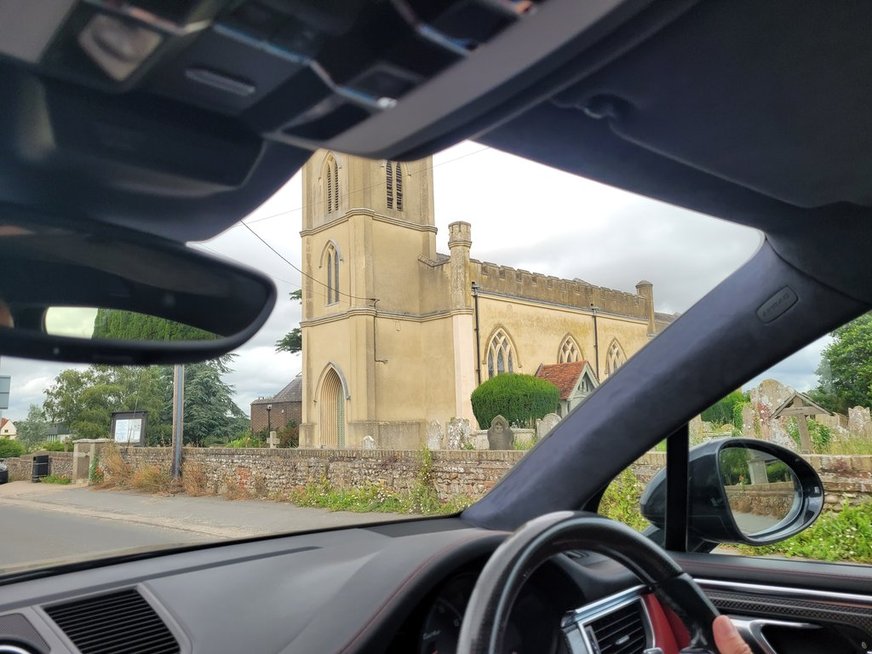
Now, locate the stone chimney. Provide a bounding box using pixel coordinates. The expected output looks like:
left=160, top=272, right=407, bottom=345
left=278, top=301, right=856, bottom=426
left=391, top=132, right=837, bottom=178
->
left=635, top=280, right=656, bottom=335
left=448, top=222, right=472, bottom=309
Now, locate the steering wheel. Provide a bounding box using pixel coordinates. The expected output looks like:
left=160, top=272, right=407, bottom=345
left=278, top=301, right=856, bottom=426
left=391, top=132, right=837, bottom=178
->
left=457, top=511, right=720, bottom=654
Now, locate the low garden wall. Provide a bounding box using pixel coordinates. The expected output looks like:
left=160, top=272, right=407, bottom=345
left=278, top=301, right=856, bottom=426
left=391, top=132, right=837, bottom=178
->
left=5, top=452, right=73, bottom=482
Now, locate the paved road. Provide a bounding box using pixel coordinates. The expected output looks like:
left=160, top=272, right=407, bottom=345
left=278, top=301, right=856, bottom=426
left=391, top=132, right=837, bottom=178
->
left=2, top=504, right=209, bottom=571
left=0, top=482, right=412, bottom=573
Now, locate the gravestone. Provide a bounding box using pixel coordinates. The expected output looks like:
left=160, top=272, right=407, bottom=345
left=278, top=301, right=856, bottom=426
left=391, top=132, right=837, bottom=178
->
left=487, top=415, right=513, bottom=450
left=268, top=431, right=278, bottom=448
left=427, top=420, right=443, bottom=450
left=741, top=404, right=755, bottom=437
left=446, top=418, right=470, bottom=449
left=849, top=406, right=872, bottom=437
left=362, top=435, right=375, bottom=450
left=536, top=413, right=560, bottom=440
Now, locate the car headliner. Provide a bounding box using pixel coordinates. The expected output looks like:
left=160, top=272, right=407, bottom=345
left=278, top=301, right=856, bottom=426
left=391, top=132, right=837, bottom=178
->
left=2, top=0, right=871, bottom=530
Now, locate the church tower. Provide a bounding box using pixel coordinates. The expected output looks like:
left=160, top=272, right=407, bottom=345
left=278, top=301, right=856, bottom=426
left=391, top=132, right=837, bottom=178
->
left=299, top=151, right=443, bottom=448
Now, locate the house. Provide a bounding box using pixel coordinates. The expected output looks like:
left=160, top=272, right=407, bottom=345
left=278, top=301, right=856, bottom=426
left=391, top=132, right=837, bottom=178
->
left=45, top=424, right=72, bottom=443
left=535, top=361, right=600, bottom=417
left=0, top=418, right=16, bottom=439
left=250, top=373, right=303, bottom=435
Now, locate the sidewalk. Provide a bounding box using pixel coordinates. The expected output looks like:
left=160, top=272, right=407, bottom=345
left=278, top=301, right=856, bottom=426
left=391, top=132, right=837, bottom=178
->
left=0, top=481, right=411, bottom=539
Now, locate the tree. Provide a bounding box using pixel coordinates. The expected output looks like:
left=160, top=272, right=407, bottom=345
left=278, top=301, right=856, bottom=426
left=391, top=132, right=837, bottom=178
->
left=177, top=358, right=247, bottom=446
left=43, top=366, right=172, bottom=442
left=15, top=404, right=50, bottom=448
left=813, top=313, right=872, bottom=413
left=275, top=289, right=303, bottom=354
left=93, top=309, right=216, bottom=342
left=470, top=374, right=559, bottom=429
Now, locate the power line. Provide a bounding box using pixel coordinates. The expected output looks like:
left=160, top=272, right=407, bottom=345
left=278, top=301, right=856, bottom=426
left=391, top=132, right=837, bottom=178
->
left=244, top=145, right=492, bottom=226
left=195, top=244, right=297, bottom=287
left=240, top=221, right=375, bottom=302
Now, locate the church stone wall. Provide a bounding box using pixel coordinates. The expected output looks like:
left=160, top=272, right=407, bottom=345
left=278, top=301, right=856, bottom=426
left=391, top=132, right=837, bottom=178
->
left=475, top=294, right=650, bottom=392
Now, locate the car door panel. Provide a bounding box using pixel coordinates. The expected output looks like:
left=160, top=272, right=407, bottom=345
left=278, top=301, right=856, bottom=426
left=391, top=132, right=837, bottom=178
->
left=674, top=553, right=872, bottom=653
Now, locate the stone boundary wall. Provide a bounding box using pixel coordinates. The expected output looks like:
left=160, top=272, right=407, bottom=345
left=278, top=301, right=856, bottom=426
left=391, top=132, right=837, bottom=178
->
left=6, top=452, right=73, bottom=482
left=725, top=481, right=795, bottom=518
left=6, top=448, right=872, bottom=510
left=112, top=447, right=524, bottom=501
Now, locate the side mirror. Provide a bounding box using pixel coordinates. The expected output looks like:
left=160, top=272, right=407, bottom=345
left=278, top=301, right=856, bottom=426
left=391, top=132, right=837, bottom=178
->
left=640, top=438, right=824, bottom=546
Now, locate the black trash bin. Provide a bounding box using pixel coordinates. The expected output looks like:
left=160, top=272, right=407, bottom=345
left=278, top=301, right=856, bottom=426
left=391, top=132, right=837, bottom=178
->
left=32, top=455, right=50, bottom=482
left=0, top=463, right=8, bottom=484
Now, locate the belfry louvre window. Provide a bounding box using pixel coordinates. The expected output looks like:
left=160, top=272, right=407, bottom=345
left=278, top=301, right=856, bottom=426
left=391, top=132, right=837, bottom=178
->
left=559, top=336, right=580, bottom=363
left=325, top=155, right=339, bottom=214
left=487, top=329, right=516, bottom=378
left=386, top=161, right=403, bottom=210
left=325, top=243, right=339, bottom=304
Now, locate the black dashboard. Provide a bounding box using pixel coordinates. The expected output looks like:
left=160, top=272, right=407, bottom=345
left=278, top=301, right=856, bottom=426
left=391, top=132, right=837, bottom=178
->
left=0, top=517, right=648, bottom=654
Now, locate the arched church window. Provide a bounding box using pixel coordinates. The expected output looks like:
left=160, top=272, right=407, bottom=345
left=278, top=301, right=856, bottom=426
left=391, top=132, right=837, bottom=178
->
left=323, top=242, right=340, bottom=304
left=324, top=154, right=339, bottom=214
left=386, top=161, right=404, bottom=211
left=558, top=335, right=581, bottom=363
left=605, top=339, right=626, bottom=377
left=486, top=328, right=516, bottom=378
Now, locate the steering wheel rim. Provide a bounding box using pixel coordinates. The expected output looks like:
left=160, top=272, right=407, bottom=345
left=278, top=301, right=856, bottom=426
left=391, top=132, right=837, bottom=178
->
left=456, top=511, right=719, bottom=654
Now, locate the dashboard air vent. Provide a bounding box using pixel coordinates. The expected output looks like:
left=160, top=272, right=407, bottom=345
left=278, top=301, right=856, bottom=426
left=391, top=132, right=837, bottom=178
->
left=587, top=599, right=647, bottom=654
left=44, top=589, right=179, bottom=654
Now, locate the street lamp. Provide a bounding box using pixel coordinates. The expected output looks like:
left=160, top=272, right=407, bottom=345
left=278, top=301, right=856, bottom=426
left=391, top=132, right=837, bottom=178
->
left=266, top=404, right=272, bottom=436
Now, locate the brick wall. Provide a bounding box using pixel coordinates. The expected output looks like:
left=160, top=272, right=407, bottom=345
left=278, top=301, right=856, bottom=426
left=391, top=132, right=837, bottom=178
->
left=250, top=401, right=301, bottom=434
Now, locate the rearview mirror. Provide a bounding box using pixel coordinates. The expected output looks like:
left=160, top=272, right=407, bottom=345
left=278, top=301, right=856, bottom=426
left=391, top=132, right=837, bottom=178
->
left=0, top=208, right=276, bottom=364
left=640, top=438, right=824, bottom=546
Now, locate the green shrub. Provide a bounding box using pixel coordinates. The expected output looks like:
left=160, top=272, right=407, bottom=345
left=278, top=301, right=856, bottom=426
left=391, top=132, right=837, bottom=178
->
left=599, top=468, right=649, bottom=531
left=41, top=474, right=71, bottom=484
left=36, top=440, right=71, bottom=452
left=227, top=435, right=265, bottom=448
left=701, top=390, right=748, bottom=426
left=786, top=418, right=832, bottom=452
left=0, top=439, right=24, bottom=458
left=741, top=500, right=872, bottom=563
left=470, top=374, right=559, bottom=429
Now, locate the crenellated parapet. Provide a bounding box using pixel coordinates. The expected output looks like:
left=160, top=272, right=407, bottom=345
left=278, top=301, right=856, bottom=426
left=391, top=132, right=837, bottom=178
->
left=473, top=260, right=650, bottom=320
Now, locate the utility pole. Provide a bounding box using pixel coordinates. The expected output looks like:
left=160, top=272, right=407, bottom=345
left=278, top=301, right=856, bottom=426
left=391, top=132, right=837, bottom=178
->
left=171, top=364, right=185, bottom=479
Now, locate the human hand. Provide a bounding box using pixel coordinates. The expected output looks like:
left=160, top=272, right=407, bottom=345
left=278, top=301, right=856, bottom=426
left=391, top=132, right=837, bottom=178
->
left=712, top=615, right=751, bottom=654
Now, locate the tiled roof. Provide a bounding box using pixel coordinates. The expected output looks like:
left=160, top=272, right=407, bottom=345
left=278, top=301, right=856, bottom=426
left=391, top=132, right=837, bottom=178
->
left=535, top=361, right=587, bottom=400
left=252, top=373, right=303, bottom=405
left=0, top=417, right=7, bottom=429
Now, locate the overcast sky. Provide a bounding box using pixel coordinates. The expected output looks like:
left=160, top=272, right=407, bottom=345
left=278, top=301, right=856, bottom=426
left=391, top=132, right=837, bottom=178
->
left=0, top=141, right=828, bottom=420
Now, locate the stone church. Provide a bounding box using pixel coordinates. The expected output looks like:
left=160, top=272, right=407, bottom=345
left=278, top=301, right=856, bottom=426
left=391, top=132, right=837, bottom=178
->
left=298, top=151, right=672, bottom=449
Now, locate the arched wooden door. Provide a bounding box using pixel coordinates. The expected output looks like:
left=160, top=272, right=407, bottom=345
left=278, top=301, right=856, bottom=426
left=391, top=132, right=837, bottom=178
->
left=319, top=368, right=345, bottom=448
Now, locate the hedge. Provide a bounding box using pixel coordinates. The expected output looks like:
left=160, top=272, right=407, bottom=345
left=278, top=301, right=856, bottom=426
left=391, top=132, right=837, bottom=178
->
left=470, top=374, right=559, bottom=429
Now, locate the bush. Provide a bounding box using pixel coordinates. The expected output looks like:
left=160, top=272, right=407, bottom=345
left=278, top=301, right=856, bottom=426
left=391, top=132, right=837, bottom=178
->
left=0, top=439, right=24, bottom=458
left=742, top=500, right=872, bottom=563
left=36, top=440, right=71, bottom=452
left=227, top=435, right=265, bottom=448
left=786, top=418, right=832, bottom=452
left=701, top=390, right=748, bottom=426
left=470, top=374, right=559, bottom=429
left=278, top=421, right=299, bottom=448
left=41, top=474, right=71, bottom=484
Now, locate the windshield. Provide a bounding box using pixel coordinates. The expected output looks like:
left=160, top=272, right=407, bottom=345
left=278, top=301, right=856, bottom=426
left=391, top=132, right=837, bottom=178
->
left=0, top=142, right=763, bottom=573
